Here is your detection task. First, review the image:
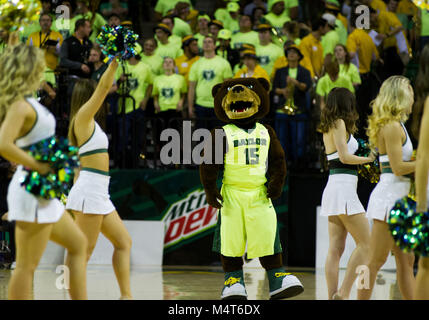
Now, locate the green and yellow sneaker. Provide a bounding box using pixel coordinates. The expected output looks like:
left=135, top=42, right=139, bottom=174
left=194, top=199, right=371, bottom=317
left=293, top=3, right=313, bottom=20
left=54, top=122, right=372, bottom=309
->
left=221, top=270, right=248, bottom=300
left=267, top=268, right=304, bottom=300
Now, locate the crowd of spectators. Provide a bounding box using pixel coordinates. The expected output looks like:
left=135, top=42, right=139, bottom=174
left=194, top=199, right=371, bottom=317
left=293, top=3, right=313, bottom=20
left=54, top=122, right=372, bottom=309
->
left=0, top=0, right=428, bottom=171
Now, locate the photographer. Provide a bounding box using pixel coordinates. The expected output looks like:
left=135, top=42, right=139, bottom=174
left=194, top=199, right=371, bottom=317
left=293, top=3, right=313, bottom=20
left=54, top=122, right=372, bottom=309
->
left=27, top=13, right=63, bottom=96
left=59, top=18, right=93, bottom=113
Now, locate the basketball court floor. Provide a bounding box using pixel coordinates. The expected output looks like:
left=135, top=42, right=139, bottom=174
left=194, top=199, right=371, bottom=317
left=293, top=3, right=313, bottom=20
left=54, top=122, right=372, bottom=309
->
left=0, top=264, right=402, bottom=300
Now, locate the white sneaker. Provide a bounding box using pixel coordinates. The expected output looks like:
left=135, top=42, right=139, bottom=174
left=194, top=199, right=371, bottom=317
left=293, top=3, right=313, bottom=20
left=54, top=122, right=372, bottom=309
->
left=221, top=282, right=248, bottom=300
left=10, top=261, right=16, bottom=270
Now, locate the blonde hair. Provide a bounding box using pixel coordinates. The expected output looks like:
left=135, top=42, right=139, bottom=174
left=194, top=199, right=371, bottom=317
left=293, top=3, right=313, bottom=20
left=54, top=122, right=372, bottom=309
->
left=0, top=44, right=46, bottom=125
left=367, top=76, right=413, bottom=151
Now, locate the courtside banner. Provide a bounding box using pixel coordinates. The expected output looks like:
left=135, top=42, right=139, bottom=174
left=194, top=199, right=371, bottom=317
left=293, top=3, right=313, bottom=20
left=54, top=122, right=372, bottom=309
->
left=109, top=169, right=220, bottom=254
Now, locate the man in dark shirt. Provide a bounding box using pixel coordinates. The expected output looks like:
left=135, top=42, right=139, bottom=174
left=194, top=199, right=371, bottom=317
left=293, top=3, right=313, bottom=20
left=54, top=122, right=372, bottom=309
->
left=59, top=18, right=93, bottom=79
left=59, top=18, right=93, bottom=115
left=272, top=43, right=312, bottom=166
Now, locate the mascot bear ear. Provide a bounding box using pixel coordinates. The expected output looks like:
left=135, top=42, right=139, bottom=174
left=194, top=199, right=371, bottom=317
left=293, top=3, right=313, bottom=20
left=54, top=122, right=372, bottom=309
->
left=212, top=83, right=223, bottom=98
left=256, top=78, right=270, bottom=92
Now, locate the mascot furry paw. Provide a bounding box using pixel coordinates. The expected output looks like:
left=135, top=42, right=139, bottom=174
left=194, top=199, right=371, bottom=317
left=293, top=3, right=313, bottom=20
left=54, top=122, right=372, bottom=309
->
left=199, top=78, right=304, bottom=300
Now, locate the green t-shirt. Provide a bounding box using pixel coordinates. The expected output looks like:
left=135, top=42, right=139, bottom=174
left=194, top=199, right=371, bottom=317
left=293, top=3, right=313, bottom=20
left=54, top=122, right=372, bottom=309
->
left=335, top=19, right=348, bottom=45
left=321, top=29, right=340, bottom=57
left=256, top=42, right=284, bottom=77
left=189, top=56, right=233, bottom=108
left=153, top=73, right=187, bottom=112
left=339, top=63, right=361, bottom=85
left=421, top=8, right=429, bottom=37
left=141, top=53, right=164, bottom=76
left=231, top=31, right=259, bottom=49
left=155, top=0, right=192, bottom=16
left=263, top=12, right=291, bottom=30
left=53, top=17, right=73, bottom=40
left=115, top=61, right=153, bottom=114
left=173, top=17, right=192, bottom=38
left=223, top=14, right=240, bottom=34
left=288, top=67, right=298, bottom=79
left=267, top=0, right=299, bottom=18
left=155, top=40, right=183, bottom=59
left=316, top=74, right=354, bottom=96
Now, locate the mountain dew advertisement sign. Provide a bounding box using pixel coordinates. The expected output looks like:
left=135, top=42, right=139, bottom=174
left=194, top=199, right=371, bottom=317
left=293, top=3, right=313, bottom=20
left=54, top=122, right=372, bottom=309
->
left=109, top=169, right=219, bottom=253
left=162, top=189, right=218, bottom=249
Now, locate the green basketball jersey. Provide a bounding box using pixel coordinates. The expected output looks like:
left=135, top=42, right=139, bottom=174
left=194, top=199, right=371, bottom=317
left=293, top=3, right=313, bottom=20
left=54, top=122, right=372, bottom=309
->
left=223, top=123, right=270, bottom=188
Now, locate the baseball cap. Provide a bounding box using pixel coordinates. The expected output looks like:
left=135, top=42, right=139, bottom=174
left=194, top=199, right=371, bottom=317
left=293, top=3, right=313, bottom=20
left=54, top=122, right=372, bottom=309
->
left=227, top=2, right=240, bottom=12
left=209, top=20, right=224, bottom=29
left=255, top=23, right=272, bottom=32
left=153, top=23, right=172, bottom=36
left=182, top=35, right=197, bottom=48
left=217, top=29, right=232, bottom=40
left=326, top=0, right=340, bottom=10
left=198, top=14, right=211, bottom=22
left=242, top=49, right=258, bottom=59
left=322, top=13, right=337, bottom=28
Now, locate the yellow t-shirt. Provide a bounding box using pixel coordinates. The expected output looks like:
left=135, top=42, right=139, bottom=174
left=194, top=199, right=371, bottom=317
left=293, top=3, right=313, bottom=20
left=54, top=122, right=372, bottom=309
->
left=233, top=64, right=270, bottom=84
left=346, top=28, right=379, bottom=74
left=299, top=33, right=324, bottom=77
left=175, top=55, right=200, bottom=81
left=377, top=10, right=408, bottom=50
left=27, top=30, right=63, bottom=70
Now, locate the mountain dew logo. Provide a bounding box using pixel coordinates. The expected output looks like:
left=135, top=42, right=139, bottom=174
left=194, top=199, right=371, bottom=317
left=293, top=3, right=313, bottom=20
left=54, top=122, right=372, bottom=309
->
left=161, top=88, right=174, bottom=99
left=202, top=70, right=215, bottom=81
left=162, top=189, right=218, bottom=249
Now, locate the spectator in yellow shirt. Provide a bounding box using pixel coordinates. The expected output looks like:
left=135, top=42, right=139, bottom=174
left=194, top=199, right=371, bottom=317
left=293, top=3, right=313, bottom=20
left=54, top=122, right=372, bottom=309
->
left=27, top=13, right=63, bottom=74
left=175, top=35, right=200, bottom=81
left=299, top=17, right=330, bottom=79
left=234, top=49, right=270, bottom=84
left=370, top=6, right=409, bottom=77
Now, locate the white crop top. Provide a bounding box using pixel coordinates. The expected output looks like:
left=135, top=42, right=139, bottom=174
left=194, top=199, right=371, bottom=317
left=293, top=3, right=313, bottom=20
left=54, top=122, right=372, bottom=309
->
left=16, top=97, right=56, bottom=148
left=379, top=122, right=413, bottom=163
left=326, top=134, right=359, bottom=161
left=78, top=121, right=109, bottom=156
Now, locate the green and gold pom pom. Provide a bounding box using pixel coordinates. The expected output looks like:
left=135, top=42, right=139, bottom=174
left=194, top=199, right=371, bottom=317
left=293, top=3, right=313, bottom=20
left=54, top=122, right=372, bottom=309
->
left=356, top=138, right=380, bottom=184
left=388, top=196, right=429, bottom=256
left=96, top=24, right=139, bottom=61
left=19, top=136, right=79, bottom=200
left=0, top=0, right=42, bottom=32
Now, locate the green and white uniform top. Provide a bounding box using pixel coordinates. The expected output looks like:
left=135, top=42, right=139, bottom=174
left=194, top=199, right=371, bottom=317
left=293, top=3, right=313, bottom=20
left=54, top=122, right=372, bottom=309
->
left=223, top=123, right=270, bottom=189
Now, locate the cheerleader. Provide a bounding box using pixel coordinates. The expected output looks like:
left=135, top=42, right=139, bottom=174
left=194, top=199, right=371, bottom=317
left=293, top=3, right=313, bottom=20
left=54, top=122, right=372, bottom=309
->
left=413, top=45, right=429, bottom=300
left=0, top=43, right=87, bottom=300
left=65, top=58, right=133, bottom=300
left=319, top=87, right=373, bottom=300
left=361, top=76, right=416, bottom=300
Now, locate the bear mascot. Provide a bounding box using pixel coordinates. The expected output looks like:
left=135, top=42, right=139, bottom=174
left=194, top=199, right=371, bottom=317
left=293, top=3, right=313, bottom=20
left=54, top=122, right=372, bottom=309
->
left=199, top=77, right=304, bottom=300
